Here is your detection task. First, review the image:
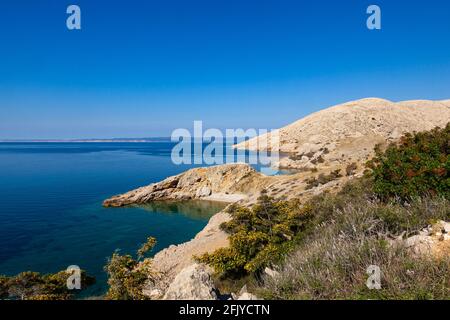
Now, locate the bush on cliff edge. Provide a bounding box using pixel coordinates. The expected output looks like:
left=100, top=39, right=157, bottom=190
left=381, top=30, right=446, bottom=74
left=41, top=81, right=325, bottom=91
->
left=196, top=193, right=314, bottom=276
left=368, top=123, right=449, bottom=200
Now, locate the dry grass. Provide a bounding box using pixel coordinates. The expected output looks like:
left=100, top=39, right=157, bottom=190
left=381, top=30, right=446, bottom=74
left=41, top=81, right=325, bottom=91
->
left=257, top=181, right=450, bottom=300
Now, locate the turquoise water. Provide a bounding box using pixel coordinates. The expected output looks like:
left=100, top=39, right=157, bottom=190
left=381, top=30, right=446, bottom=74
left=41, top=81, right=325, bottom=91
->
left=0, top=142, right=227, bottom=296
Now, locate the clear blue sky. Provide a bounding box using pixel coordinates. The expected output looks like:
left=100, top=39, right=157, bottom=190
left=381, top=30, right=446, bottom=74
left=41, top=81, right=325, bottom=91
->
left=1, top=0, right=449, bottom=139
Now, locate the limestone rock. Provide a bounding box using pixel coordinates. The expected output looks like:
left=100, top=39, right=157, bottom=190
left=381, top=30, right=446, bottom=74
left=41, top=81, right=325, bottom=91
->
left=196, top=186, right=212, bottom=198
left=238, top=284, right=248, bottom=296
left=405, top=235, right=435, bottom=255
left=439, top=220, right=450, bottom=234
left=403, top=221, right=450, bottom=258
left=163, top=264, right=218, bottom=300
left=103, top=163, right=263, bottom=207
left=142, top=288, right=163, bottom=299
left=264, top=267, right=280, bottom=278
left=234, top=284, right=260, bottom=300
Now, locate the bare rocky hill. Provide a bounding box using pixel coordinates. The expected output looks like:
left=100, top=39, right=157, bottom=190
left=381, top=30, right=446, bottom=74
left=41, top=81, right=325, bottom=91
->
left=235, top=98, right=450, bottom=170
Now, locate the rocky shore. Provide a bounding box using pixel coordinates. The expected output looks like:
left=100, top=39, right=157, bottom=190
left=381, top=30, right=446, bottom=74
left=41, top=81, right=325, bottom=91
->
left=103, top=163, right=265, bottom=207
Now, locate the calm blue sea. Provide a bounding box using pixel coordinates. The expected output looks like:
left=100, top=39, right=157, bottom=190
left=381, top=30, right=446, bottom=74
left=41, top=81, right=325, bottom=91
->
left=0, top=142, right=233, bottom=296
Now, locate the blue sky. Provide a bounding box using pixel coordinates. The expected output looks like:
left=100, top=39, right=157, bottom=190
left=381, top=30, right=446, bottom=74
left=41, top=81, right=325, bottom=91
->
left=0, top=0, right=449, bottom=139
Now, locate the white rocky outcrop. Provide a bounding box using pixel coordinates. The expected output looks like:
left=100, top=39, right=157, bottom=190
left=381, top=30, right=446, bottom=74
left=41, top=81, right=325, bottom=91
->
left=163, top=263, right=217, bottom=300
left=103, top=163, right=265, bottom=207
left=403, top=221, right=450, bottom=258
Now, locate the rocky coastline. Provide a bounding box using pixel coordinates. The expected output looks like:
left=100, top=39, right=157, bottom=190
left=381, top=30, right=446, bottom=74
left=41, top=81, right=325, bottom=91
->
left=102, top=98, right=450, bottom=299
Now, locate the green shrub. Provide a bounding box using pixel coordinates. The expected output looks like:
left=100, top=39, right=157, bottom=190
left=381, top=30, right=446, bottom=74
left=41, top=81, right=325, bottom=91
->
left=105, top=236, right=158, bottom=300
left=0, top=275, right=8, bottom=299
left=368, top=123, right=449, bottom=200
left=105, top=253, right=150, bottom=300
left=137, top=237, right=157, bottom=260
left=196, top=193, right=313, bottom=276
left=0, top=269, right=95, bottom=300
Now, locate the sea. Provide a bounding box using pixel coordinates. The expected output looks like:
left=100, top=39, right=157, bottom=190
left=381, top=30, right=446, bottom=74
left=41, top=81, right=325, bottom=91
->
left=0, top=142, right=279, bottom=296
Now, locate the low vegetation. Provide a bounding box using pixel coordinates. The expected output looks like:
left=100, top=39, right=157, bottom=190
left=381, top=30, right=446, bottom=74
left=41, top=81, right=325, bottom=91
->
left=196, top=193, right=314, bottom=276
left=368, top=123, right=449, bottom=200
left=258, top=187, right=449, bottom=299
left=105, top=236, right=158, bottom=300
left=137, top=236, right=157, bottom=259
left=0, top=269, right=95, bottom=300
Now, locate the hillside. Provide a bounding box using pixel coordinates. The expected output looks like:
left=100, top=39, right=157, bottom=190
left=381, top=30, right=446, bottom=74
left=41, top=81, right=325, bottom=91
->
left=234, top=98, right=450, bottom=170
